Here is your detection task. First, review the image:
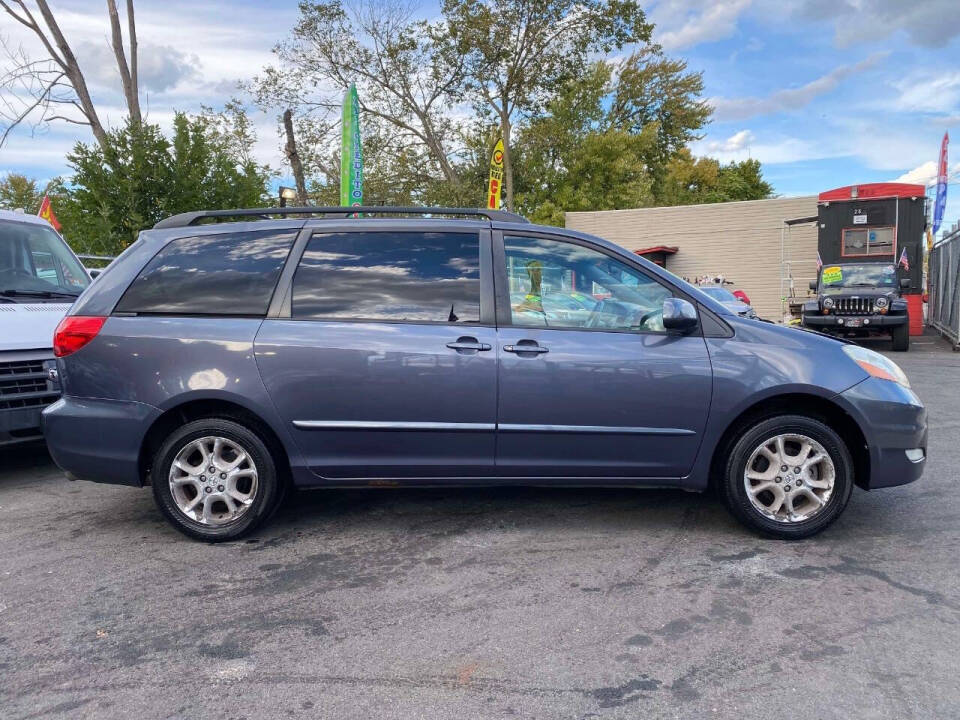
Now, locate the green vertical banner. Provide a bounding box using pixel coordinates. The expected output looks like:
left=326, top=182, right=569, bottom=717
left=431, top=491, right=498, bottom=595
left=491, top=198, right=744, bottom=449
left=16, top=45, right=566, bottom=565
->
left=340, top=83, right=363, bottom=208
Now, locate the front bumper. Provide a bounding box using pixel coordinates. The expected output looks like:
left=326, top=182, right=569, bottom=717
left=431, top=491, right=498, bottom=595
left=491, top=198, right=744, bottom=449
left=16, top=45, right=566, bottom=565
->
left=803, top=314, right=906, bottom=330
left=0, top=352, right=59, bottom=445
left=838, top=377, right=926, bottom=489
left=0, top=405, right=46, bottom=445
left=42, top=396, right=159, bottom=486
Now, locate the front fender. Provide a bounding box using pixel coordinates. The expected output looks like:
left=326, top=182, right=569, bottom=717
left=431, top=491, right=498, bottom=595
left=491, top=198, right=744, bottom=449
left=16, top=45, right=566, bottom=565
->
left=683, top=317, right=869, bottom=489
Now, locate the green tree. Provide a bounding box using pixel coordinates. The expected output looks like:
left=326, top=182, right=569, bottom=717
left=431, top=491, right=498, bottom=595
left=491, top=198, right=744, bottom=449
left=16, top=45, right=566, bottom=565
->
left=0, top=173, right=47, bottom=212
left=57, top=107, right=272, bottom=256
left=443, top=0, right=652, bottom=209
left=510, top=50, right=712, bottom=223
left=658, top=149, right=773, bottom=206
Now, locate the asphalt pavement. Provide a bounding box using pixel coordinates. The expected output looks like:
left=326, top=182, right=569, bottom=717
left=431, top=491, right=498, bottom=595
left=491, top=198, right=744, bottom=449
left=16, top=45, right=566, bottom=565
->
left=1, top=333, right=959, bottom=719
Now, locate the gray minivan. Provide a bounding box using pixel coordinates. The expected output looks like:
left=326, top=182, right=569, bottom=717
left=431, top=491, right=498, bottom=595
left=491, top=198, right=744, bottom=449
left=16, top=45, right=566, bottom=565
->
left=42, top=207, right=927, bottom=542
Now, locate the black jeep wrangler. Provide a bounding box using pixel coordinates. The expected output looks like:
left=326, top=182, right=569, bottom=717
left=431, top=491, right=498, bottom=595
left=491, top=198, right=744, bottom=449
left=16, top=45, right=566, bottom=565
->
left=801, top=262, right=910, bottom=351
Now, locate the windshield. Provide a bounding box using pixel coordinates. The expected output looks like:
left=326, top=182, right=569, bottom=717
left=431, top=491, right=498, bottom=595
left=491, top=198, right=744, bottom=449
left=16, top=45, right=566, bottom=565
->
left=699, top=286, right=738, bottom=302
left=0, top=220, right=88, bottom=297
left=819, top=263, right=897, bottom=290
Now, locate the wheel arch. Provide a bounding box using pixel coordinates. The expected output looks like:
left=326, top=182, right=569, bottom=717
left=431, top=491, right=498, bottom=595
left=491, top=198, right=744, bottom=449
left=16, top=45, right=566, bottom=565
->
left=138, top=397, right=292, bottom=487
left=708, top=392, right=870, bottom=491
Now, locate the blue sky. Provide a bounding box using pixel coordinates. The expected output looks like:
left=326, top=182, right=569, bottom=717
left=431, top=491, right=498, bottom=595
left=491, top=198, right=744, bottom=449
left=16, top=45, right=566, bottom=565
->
left=1, top=0, right=958, bottom=234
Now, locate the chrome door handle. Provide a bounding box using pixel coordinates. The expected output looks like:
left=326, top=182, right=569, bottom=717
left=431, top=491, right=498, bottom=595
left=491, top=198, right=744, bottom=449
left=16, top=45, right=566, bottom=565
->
left=446, top=337, right=492, bottom=352
left=503, top=344, right=549, bottom=354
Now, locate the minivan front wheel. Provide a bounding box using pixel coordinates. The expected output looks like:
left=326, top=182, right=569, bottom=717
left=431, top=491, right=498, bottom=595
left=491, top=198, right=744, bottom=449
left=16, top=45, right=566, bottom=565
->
left=152, top=418, right=283, bottom=542
left=722, top=415, right=854, bottom=539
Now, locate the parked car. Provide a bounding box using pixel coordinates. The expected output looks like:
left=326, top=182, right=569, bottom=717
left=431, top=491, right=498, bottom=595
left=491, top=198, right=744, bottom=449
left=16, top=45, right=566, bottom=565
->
left=801, top=263, right=910, bottom=351
left=697, top=284, right=758, bottom=319
left=43, top=206, right=926, bottom=542
left=0, top=209, right=89, bottom=446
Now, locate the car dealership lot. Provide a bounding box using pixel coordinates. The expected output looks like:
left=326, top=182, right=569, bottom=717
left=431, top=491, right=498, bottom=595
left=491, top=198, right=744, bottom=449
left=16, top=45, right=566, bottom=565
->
left=2, top=335, right=959, bottom=719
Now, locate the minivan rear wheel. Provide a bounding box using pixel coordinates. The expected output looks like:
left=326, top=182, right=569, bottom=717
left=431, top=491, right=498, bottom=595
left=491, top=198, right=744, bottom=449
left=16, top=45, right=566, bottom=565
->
left=721, top=415, right=854, bottom=539
left=151, top=418, right=283, bottom=542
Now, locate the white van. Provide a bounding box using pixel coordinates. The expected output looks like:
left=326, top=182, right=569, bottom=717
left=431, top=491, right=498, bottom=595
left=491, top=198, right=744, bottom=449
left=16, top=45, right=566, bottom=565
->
left=0, top=208, right=90, bottom=445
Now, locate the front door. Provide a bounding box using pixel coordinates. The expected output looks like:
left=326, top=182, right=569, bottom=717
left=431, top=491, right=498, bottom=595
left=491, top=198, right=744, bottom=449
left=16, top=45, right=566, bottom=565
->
left=256, top=224, right=497, bottom=480
left=494, top=233, right=712, bottom=479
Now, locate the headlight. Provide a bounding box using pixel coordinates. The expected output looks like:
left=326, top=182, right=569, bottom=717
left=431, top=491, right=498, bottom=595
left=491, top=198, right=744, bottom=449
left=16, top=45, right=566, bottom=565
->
left=874, top=296, right=888, bottom=309
left=822, top=297, right=835, bottom=309
left=843, top=345, right=910, bottom=388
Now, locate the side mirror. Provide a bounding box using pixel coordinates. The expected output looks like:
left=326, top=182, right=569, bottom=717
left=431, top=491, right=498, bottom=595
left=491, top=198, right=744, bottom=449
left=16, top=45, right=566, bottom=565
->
left=899, top=278, right=910, bottom=290
left=88, top=268, right=102, bottom=279
left=663, top=298, right=698, bottom=332
left=808, top=280, right=818, bottom=291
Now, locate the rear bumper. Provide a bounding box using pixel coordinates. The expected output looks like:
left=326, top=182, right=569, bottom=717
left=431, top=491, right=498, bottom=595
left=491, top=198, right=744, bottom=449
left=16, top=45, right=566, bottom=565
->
left=838, top=377, right=926, bottom=489
left=42, top=396, right=158, bottom=486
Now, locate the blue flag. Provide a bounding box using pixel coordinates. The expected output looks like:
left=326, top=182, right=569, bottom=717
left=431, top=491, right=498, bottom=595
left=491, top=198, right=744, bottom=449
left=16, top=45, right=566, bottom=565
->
left=933, top=132, right=948, bottom=234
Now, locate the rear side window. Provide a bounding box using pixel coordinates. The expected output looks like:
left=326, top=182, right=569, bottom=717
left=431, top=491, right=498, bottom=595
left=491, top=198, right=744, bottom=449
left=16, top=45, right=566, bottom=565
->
left=116, top=230, right=296, bottom=316
left=292, top=231, right=481, bottom=323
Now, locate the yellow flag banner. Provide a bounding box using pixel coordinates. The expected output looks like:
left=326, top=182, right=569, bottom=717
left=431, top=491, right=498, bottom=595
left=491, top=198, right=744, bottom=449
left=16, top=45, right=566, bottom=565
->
left=487, top=138, right=504, bottom=210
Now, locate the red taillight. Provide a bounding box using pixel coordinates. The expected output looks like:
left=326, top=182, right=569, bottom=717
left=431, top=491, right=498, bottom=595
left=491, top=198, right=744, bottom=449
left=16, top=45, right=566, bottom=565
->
left=53, top=316, right=107, bottom=357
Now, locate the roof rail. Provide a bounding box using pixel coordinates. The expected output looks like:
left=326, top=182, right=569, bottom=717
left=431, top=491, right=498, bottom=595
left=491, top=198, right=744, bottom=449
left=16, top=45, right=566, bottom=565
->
left=153, top=205, right=529, bottom=229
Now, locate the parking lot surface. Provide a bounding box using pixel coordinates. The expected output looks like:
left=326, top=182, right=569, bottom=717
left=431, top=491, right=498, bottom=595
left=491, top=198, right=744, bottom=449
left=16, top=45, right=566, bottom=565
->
left=2, top=334, right=959, bottom=719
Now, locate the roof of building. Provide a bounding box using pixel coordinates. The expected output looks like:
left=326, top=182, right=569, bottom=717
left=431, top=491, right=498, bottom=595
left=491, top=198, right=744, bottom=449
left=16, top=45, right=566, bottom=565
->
left=634, top=245, right=678, bottom=255
left=818, top=183, right=926, bottom=202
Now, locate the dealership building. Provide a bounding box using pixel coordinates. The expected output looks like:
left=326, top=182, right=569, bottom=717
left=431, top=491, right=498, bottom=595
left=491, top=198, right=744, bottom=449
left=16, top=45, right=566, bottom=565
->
left=566, top=196, right=819, bottom=322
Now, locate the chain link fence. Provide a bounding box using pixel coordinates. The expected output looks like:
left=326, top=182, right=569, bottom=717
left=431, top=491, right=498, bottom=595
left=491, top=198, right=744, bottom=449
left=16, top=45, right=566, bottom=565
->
left=929, top=225, right=960, bottom=348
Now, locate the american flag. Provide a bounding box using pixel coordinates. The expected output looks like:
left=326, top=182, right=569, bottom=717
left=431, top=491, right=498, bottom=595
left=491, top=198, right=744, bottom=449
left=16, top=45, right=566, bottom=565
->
left=816, top=251, right=822, bottom=270
left=898, top=247, right=909, bottom=271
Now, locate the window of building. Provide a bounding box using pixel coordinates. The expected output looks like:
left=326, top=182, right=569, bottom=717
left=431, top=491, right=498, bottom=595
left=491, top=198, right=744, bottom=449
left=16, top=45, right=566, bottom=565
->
left=842, top=227, right=894, bottom=257
left=292, top=231, right=481, bottom=323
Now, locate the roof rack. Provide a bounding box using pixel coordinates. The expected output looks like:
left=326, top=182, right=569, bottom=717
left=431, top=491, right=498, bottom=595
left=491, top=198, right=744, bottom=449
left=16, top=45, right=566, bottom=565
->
left=153, top=205, right=529, bottom=229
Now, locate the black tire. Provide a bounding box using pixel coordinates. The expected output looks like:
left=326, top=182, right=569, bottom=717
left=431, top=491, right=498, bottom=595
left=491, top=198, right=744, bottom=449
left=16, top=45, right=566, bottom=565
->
left=151, top=418, right=284, bottom=542
left=721, top=415, right=854, bottom=540
left=891, top=322, right=909, bottom=352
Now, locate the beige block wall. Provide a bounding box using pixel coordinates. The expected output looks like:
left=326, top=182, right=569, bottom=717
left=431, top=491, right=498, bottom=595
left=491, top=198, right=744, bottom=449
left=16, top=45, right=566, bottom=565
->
left=566, top=196, right=819, bottom=322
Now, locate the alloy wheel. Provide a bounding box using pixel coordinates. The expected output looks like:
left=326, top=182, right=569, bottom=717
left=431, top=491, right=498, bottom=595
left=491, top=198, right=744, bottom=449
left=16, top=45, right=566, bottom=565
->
left=743, top=433, right=835, bottom=523
left=168, top=435, right=259, bottom=526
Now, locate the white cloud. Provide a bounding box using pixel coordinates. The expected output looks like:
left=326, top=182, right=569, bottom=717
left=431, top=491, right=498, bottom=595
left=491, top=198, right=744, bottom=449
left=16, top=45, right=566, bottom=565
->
left=75, top=41, right=199, bottom=93
left=706, top=129, right=755, bottom=153
left=894, top=161, right=938, bottom=186
left=709, top=52, right=887, bottom=121
left=651, top=0, right=752, bottom=50
left=693, top=134, right=833, bottom=165
left=790, top=0, right=960, bottom=49
left=894, top=161, right=960, bottom=187
left=893, top=72, right=960, bottom=114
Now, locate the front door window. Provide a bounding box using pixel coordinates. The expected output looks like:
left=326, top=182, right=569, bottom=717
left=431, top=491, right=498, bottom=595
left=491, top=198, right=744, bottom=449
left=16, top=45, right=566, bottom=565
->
left=504, top=235, right=672, bottom=332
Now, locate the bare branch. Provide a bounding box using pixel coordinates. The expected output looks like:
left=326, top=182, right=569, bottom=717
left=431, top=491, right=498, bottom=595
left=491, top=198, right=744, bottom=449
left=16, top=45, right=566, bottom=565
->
left=107, top=0, right=140, bottom=124
left=0, top=0, right=146, bottom=148
left=126, top=0, right=138, bottom=113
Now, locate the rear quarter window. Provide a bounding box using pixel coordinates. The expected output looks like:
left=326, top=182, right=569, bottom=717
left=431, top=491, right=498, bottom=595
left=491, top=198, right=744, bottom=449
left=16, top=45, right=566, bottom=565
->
left=115, top=230, right=296, bottom=316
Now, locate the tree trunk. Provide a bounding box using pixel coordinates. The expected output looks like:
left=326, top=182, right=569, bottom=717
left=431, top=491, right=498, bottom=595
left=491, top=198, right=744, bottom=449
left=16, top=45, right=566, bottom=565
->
left=501, top=112, right=513, bottom=211
left=33, top=0, right=109, bottom=148
left=126, top=0, right=139, bottom=120
left=282, top=109, right=309, bottom=204
left=417, top=112, right=459, bottom=184
left=107, top=0, right=140, bottom=125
